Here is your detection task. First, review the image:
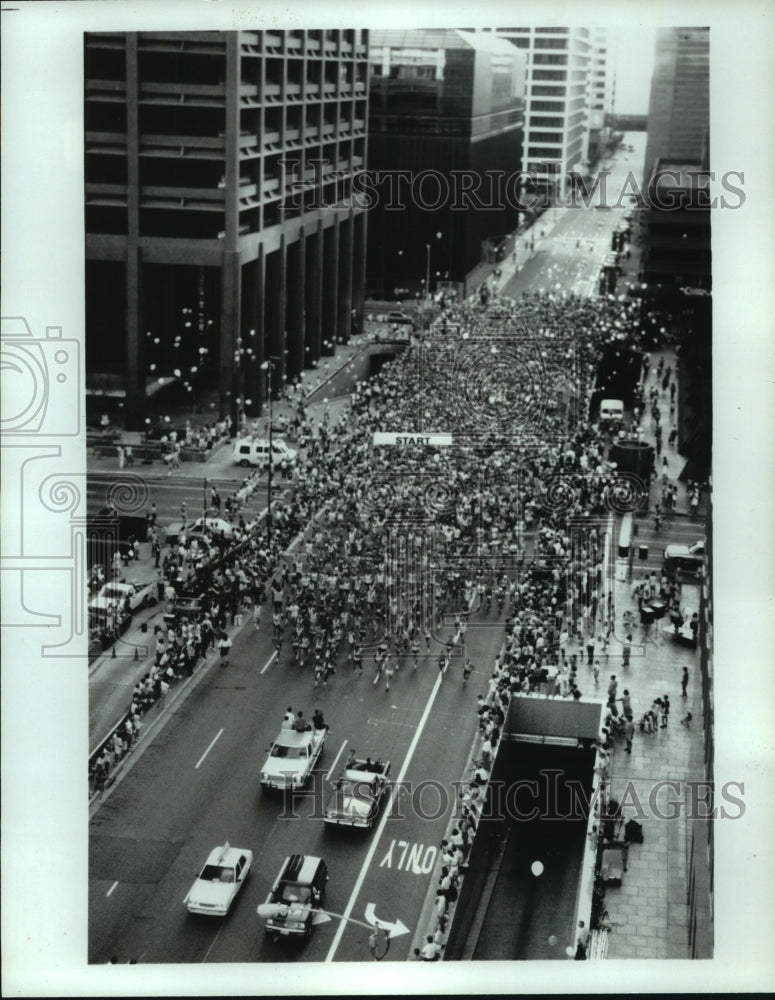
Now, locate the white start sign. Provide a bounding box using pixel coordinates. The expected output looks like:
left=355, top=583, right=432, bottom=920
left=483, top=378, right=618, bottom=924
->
left=372, top=433, right=453, bottom=447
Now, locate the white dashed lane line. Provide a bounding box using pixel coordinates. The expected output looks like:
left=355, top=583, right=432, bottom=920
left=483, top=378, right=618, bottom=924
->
left=195, top=728, right=223, bottom=769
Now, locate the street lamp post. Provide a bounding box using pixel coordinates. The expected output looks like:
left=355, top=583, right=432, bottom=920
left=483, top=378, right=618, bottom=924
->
left=260, top=356, right=281, bottom=552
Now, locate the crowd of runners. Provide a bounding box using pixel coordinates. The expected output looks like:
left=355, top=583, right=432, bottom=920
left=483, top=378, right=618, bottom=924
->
left=90, top=287, right=649, bottom=793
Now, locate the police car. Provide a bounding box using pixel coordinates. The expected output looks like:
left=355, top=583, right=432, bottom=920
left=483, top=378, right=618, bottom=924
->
left=184, top=842, right=253, bottom=916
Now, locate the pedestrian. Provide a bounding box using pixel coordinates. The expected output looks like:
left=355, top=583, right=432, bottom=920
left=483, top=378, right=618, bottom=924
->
left=622, top=634, right=631, bottom=668
left=282, top=707, right=295, bottom=729
left=661, top=694, right=670, bottom=728
left=384, top=658, right=394, bottom=692
left=117, top=445, right=125, bottom=469
left=218, top=631, right=231, bottom=667
left=593, top=660, right=600, bottom=687
left=420, top=935, right=440, bottom=961
left=575, top=920, right=590, bottom=959
left=463, top=658, right=474, bottom=684
left=586, top=636, right=595, bottom=666
left=438, top=651, right=447, bottom=680
left=623, top=716, right=635, bottom=754
left=681, top=666, right=689, bottom=698
left=607, top=674, right=618, bottom=706
left=681, top=712, right=692, bottom=727
left=253, top=603, right=261, bottom=631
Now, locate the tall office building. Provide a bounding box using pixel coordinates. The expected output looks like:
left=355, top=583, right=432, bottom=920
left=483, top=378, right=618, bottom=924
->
left=640, top=27, right=711, bottom=291
left=496, top=27, right=594, bottom=199
left=642, top=27, right=709, bottom=182
left=587, top=28, right=616, bottom=164
left=85, top=30, right=369, bottom=429
left=366, top=29, right=525, bottom=298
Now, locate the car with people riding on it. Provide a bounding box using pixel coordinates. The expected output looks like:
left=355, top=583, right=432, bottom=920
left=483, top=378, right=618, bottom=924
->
left=260, top=726, right=326, bottom=790
left=184, top=842, right=253, bottom=916
left=323, top=757, right=391, bottom=830
left=259, top=855, right=328, bottom=939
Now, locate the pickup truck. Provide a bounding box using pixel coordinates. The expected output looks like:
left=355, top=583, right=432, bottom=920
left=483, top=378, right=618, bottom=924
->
left=260, top=727, right=326, bottom=790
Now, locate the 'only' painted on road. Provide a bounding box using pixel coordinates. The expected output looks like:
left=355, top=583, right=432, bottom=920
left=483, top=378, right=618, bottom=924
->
left=379, top=839, right=437, bottom=874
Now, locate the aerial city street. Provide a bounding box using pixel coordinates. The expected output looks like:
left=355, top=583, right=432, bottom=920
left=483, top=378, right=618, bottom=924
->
left=81, top=27, right=713, bottom=967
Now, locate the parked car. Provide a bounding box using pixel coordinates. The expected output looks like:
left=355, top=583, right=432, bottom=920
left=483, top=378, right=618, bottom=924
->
left=233, top=437, right=297, bottom=469
left=260, top=726, right=327, bottom=790
left=164, top=516, right=236, bottom=544
left=599, top=399, right=624, bottom=423
left=163, top=593, right=204, bottom=627
left=184, top=843, right=253, bottom=916
left=663, top=541, right=705, bottom=576
left=384, top=310, right=413, bottom=325
left=261, top=855, right=328, bottom=938
left=323, top=757, right=391, bottom=830
left=88, top=580, right=155, bottom=623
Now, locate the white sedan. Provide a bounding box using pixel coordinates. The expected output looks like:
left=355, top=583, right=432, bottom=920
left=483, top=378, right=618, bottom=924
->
left=165, top=516, right=235, bottom=543
left=89, top=580, right=155, bottom=619
left=184, top=843, right=253, bottom=916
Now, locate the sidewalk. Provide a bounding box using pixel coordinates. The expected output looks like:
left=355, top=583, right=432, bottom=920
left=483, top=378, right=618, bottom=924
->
left=589, top=350, right=707, bottom=959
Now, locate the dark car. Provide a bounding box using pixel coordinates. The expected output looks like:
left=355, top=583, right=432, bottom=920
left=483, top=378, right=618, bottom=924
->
left=261, top=855, right=328, bottom=939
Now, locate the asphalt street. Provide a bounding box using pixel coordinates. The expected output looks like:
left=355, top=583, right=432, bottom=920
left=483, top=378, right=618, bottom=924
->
left=89, top=586, right=506, bottom=964
left=87, top=136, right=687, bottom=965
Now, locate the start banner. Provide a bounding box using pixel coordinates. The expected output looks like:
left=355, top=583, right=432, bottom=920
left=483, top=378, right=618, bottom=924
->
left=372, top=432, right=453, bottom=447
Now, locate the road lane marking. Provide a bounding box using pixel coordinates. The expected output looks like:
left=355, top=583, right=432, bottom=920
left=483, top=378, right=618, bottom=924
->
left=195, top=728, right=223, bottom=769
left=325, top=739, right=347, bottom=781
left=260, top=650, right=277, bottom=675
left=201, top=925, right=224, bottom=963
left=106, top=881, right=118, bottom=897
left=324, top=671, right=444, bottom=962
left=378, top=840, right=437, bottom=874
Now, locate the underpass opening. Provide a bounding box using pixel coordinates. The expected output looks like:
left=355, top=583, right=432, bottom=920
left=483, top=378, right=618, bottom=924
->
left=443, top=696, right=602, bottom=961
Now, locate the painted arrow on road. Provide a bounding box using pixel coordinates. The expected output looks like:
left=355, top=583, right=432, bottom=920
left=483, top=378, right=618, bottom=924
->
left=364, top=902, right=410, bottom=939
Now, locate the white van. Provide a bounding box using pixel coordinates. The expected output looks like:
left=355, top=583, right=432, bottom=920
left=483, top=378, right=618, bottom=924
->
left=233, top=437, right=297, bottom=469
left=599, top=399, right=624, bottom=422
